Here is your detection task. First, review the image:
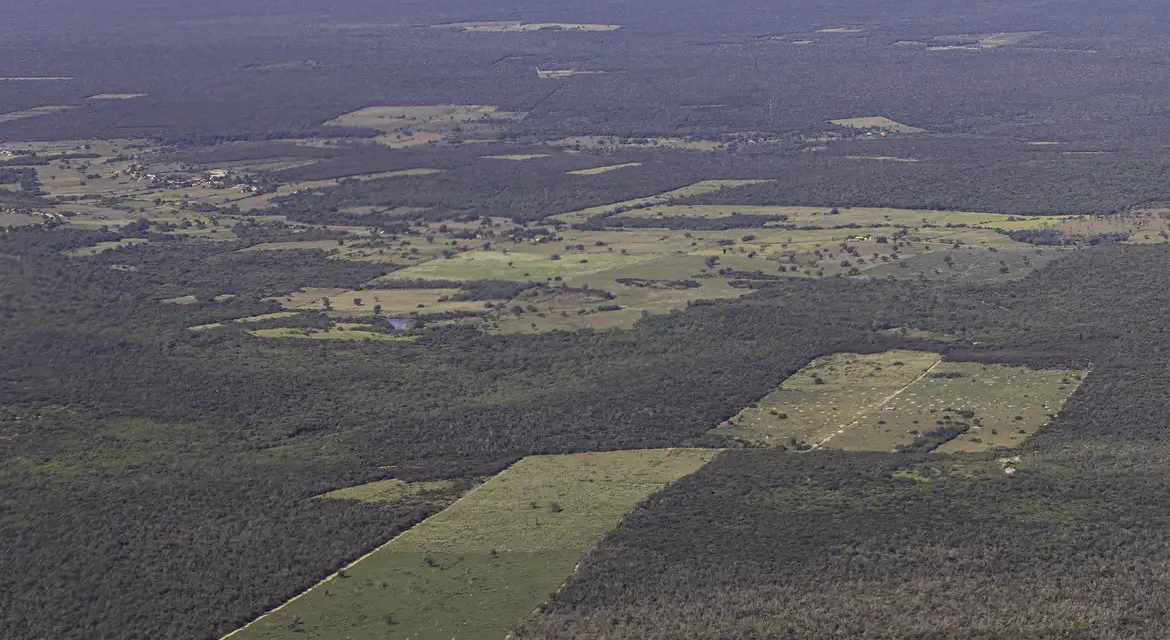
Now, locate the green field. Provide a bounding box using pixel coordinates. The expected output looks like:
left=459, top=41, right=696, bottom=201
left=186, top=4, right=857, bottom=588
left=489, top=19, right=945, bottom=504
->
left=715, top=351, right=941, bottom=449
left=318, top=479, right=459, bottom=503
left=715, top=351, right=1085, bottom=452
left=249, top=325, right=416, bottom=342
left=552, top=180, right=773, bottom=223
left=226, top=449, right=716, bottom=640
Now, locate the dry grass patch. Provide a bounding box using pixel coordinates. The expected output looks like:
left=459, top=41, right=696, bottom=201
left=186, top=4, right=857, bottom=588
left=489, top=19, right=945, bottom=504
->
left=553, top=179, right=773, bottom=223
left=568, top=162, right=642, bottom=175
left=482, top=153, right=549, bottom=161
left=435, top=21, right=620, bottom=32
left=0, top=105, right=77, bottom=123
left=829, top=116, right=926, bottom=134
left=249, top=325, right=415, bottom=342
left=317, top=479, right=458, bottom=503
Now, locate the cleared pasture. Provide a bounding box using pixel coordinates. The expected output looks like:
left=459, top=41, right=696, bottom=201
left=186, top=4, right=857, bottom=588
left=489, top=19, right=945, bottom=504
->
left=828, top=116, right=926, bottom=134
left=482, top=153, right=549, bottom=161
left=385, top=249, right=658, bottom=281
left=714, top=351, right=941, bottom=449
left=715, top=351, right=1084, bottom=453
left=225, top=449, right=715, bottom=640
left=63, top=238, right=150, bottom=256
left=568, top=162, right=642, bottom=175
left=0, top=106, right=77, bottom=123
left=317, top=479, right=458, bottom=504
left=249, top=324, right=415, bottom=342
left=436, top=21, right=621, bottom=32
left=553, top=179, right=773, bottom=223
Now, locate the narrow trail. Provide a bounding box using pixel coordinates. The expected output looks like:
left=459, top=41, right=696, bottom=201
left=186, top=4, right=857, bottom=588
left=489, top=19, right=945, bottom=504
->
left=810, top=357, right=943, bottom=450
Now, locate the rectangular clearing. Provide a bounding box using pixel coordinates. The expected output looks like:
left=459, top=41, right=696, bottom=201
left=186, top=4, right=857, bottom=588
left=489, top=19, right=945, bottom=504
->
left=553, top=179, right=773, bottom=223
left=225, top=448, right=716, bottom=640
left=828, top=116, right=926, bottom=134
left=714, top=351, right=1084, bottom=452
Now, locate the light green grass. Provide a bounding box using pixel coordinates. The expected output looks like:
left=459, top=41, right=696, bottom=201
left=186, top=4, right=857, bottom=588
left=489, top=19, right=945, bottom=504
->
left=567, top=162, right=642, bottom=175
left=249, top=325, right=416, bottom=342
left=385, top=250, right=658, bottom=281
left=553, top=180, right=772, bottom=223
left=63, top=238, right=149, bottom=256
left=317, top=479, right=458, bottom=503
left=903, top=362, right=1085, bottom=452
left=714, top=351, right=942, bottom=448
left=226, top=448, right=715, bottom=640
left=482, top=154, right=549, bottom=161
left=828, top=116, right=926, bottom=134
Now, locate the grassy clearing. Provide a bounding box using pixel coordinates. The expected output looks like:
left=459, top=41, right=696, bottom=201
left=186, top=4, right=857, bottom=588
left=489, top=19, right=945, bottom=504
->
left=317, top=479, right=458, bottom=503
left=190, top=311, right=302, bottom=331
left=385, top=250, right=658, bottom=281
left=567, top=162, right=642, bottom=175
left=436, top=21, right=621, bottom=32
left=0, top=76, right=73, bottom=81
left=900, top=363, right=1085, bottom=452
left=550, top=135, right=724, bottom=152
left=553, top=180, right=773, bottom=223
left=160, top=295, right=200, bottom=305
left=0, top=212, right=44, bottom=226
left=240, top=240, right=342, bottom=252
left=482, top=154, right=549, bottom=161
left=63, top=238, right=150, bottom=256
left=325, top=105, right=524, bottom=146
left=284, top=288, right=494, bottom=315
left=536, top=69, right=606, bottom=79
left=0, top=105, right=77, bottom=123
left=226, top=449, right=715, bottom=640
left=845, top=155, right=920, bottom=163
left=249, top=325, right=415, bottom=342
left=715, top=351, right=1084, bottom=452
left=829, top=116, right=926, bottom=134
left=924, top=31, right=1044, bottom=50
left=714, top=351, right=941, bottom=449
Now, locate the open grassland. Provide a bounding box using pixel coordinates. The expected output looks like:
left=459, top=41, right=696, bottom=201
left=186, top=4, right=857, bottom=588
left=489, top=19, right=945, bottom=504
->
left=325, top=105, right=523, bottom=146
left=189, top=312, right=301, bottom=332
left=714, top=351, right=941, bottom=449
left=715, top=351, right=1084, bottom=452
left=567, top=162, right=642, bottom=175
left=553, top=180, right=773, bottom=223
left=537, top=69, right=606, bottom=79
left=828, top=116, right=926, bottom=134
left=63, top=238, right=150, bottom=256
left=386, top=249, right=659, bottom=281
left=435, top=21, right=621, bottom=32
left=550, top=135, right=724, bottom=152
left=482, top=154, right=549, bottom=161
left=249, top=324, right=416, bottom=342
left=0, top=212, right=47, bottom=226
left=281, top=288, right=495, bottom=315
left=317, top=479, right=458, bottom=504
left=905, top=363, right=1085, bottom=453
left=226, top=449, right=715, bottom=640
left=0, top=105, right=76, bottom=123
left=0, top=76, right=72, bottom=81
